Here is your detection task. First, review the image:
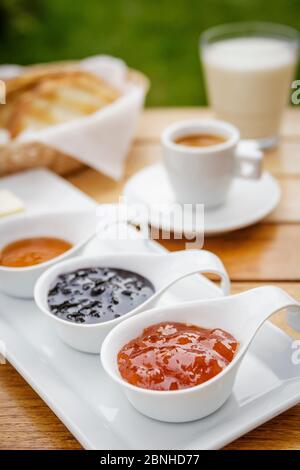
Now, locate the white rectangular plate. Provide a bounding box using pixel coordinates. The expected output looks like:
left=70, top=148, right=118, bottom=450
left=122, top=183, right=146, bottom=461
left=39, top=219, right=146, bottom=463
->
left=0, top=169, right=299, bottom=450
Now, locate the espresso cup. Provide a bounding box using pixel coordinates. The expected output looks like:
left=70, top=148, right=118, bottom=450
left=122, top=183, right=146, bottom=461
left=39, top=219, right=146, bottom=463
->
left=161, top=119, right=262, bottom=208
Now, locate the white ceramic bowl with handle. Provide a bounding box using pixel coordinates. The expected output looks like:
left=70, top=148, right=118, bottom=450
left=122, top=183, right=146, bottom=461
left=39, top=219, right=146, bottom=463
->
left=101, top=286, right=300, bottom=423
left=34, top=249, right=229, bottom=354
left=0, top=210, right=96, bottom=298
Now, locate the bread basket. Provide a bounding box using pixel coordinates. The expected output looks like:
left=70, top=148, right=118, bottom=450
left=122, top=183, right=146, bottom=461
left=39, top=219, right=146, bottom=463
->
left=0, top=60, right=149, bottom=177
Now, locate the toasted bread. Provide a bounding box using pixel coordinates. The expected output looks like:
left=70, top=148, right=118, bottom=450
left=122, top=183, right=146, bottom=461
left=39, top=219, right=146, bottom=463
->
left=0, top=68, right=121, bottom=137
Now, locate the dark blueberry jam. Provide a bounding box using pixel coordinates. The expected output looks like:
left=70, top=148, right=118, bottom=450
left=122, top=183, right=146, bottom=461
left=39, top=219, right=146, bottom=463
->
left=47, top=267, right=155, bottom=324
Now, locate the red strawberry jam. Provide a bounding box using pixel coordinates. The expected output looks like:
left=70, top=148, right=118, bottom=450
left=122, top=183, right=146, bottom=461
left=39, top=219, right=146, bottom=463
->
left=118, top=322, right=238, bottom=391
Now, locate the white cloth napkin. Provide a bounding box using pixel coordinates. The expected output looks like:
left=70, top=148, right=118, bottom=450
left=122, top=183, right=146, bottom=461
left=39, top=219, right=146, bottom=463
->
left=0, top=56, right=147, bottom=180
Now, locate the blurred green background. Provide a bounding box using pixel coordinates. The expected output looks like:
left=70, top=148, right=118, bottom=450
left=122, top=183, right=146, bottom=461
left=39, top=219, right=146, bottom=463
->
left=0, top=0, right=299, bottom=105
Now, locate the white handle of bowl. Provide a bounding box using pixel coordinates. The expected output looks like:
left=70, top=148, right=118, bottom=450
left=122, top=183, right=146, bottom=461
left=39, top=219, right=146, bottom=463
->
left=234, top=142, right=263, bottom=180
left=236, top=285, right=300, bottom=335
left=287, top=309, right=300, bottom=332
left=161, top=250, right=230, bottom=295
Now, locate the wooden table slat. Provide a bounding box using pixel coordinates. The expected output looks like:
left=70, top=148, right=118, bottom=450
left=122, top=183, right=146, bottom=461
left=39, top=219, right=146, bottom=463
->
left=159, top=225, right=300, bottom=281
left=135, top=108, right=300, bottom=140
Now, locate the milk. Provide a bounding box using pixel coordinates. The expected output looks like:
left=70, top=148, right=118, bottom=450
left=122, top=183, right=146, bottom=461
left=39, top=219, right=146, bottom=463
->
left=202, top=37, right=297, bottom=140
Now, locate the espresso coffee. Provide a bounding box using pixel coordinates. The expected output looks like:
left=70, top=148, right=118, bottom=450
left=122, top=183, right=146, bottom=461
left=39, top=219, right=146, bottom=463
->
left=175, top=133, right=227, bottom=148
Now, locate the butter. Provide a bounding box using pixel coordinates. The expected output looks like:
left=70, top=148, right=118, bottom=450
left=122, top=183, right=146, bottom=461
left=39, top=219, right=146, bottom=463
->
left=0, top=189, right=25, bottom=217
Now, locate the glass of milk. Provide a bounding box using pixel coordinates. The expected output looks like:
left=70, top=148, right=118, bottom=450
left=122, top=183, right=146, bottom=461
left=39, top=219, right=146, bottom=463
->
left=201, top=23, right=299, bottom=148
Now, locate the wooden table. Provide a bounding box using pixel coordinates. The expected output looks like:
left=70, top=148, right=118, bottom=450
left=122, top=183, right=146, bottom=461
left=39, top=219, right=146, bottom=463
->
left=1, top=107, right=300, bottom=450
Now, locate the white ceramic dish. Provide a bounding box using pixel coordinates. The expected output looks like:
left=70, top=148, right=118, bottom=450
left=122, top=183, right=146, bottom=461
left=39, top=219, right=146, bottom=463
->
left=0, top=169, right=299, bottom=449
left=0, top=168, right=94, bottom=217
left=123, top=163, right=281, bottom=236
left=102, top=286, right=300, bottom=423
left=0, top=209, right=97, bottom=298
left=35, top=250, right=229, bottom=353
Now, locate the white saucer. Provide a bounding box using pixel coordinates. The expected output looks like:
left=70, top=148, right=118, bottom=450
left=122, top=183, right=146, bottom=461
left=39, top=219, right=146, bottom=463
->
left=124, top=164, right=281, bottom=236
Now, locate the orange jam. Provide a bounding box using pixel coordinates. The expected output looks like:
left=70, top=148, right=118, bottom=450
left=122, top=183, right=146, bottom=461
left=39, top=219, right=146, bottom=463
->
left=0, top=237, right=72, bottom=268
left=118, top=322, right=238, bottom=391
